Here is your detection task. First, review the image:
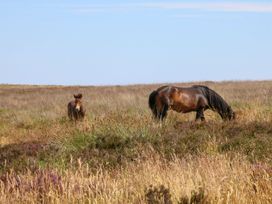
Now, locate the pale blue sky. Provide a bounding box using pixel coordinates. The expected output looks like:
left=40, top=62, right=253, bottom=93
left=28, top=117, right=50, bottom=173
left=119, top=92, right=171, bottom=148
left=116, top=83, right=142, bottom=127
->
left=0, top=0, right=272, bottom=85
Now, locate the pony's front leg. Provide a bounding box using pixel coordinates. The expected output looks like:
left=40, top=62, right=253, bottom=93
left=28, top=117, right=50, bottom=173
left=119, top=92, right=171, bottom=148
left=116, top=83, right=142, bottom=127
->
left=195, top=109, right=205, bottom=121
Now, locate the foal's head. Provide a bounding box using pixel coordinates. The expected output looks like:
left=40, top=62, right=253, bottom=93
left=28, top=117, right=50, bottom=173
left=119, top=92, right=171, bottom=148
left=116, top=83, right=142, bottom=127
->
left=74, top=93, right=83, bottom=111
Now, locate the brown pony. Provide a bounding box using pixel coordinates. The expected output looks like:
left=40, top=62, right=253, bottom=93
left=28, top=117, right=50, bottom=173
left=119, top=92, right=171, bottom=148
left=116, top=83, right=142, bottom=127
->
left=148, top=85, right=235, bottom=121
left=68, top=93, right=85, bottom=121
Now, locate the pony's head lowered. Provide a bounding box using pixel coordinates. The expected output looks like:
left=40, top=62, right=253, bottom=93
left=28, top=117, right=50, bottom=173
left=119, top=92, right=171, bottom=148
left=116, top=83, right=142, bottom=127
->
left=215, top=104, right=236, bottom=121
left=223, top=106, right=236, bottom=121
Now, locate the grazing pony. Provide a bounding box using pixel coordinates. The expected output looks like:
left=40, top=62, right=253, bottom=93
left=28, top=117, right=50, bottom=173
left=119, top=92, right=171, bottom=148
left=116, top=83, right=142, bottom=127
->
left=148, top=85, right=235, bottom=121
left=67, top=93, right=85, bottom=121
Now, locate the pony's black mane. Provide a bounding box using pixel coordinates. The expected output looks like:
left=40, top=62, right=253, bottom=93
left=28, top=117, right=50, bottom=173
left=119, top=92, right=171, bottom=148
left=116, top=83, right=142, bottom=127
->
left=192, top=85, right=210, bottom=89
left=192, top=85, right=232, bottom=119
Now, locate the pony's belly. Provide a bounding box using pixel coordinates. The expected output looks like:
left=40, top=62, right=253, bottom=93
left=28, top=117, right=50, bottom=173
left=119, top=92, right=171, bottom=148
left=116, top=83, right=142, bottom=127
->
left=170, top=103, right=196, bottom=113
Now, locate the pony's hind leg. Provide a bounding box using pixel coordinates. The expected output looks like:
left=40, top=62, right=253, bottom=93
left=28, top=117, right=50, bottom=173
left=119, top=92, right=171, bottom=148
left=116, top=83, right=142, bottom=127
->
left=196, top=109, right=205, bottom=121
left=159, top=104, right=168, bottom=121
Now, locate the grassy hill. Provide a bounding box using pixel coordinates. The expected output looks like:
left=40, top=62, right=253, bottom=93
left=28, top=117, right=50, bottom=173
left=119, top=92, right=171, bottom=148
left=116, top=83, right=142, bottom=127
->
left=0, top=81, right=272, bottom=203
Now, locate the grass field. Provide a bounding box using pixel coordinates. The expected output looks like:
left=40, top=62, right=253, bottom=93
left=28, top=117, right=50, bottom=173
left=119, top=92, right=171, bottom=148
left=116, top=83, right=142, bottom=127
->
left=0, top=81, right=272, bottom=203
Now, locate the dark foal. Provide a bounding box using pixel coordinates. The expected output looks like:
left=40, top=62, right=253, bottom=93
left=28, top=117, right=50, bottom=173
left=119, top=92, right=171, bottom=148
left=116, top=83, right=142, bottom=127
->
left=67, top=93, right=85, bottom=121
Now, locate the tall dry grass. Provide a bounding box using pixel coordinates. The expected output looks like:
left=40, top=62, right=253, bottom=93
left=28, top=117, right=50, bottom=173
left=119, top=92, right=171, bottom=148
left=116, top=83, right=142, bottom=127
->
left=1, top=154, right=272, bottom=204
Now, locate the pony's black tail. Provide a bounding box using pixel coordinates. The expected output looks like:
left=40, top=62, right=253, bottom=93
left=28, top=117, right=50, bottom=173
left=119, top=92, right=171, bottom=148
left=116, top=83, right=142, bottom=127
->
left=193, top=85, right=235, bottom=120
left=148, top=90, right=158, bottom=118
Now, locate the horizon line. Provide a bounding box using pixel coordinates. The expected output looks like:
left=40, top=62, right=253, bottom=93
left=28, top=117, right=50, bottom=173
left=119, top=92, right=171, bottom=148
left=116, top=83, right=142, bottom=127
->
left=1, top=79, right=272, bottom=87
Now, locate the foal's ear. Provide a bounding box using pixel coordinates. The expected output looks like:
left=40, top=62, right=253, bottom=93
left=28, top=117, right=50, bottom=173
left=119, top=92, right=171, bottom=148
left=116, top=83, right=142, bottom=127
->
left=74, top=93, right=83, bottom=99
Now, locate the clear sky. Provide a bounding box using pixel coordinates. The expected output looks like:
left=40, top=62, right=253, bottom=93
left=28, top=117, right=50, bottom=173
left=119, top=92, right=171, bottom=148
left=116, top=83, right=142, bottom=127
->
left=0, top=0, right=272, bottom=85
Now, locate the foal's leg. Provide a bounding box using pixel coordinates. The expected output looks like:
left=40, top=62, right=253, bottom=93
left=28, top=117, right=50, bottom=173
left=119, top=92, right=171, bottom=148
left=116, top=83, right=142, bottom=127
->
left=196, top=108, right=205, bottom=121
left=68, top=106, right=73, bottom=121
